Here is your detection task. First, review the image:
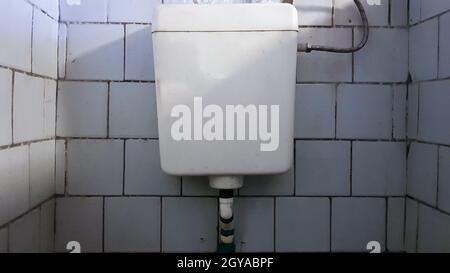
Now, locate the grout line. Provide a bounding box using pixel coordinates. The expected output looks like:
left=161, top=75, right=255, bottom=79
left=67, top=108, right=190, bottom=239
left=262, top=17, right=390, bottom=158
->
left=388, top=0, right=392, bottom=26
left=11, top=71, right=15, bottom=143
left=53, top=193, right=408, bottom=198
left=102, top=197, right=105, bottom=253
left=406, top=0, right=411, bottom=143
left=160, top=196, right=163, bottom=252
left=58, top=0, right=61, bottom=23
left=415, top=200, right=420, bottom=252
left=0, top=196, right=55, bottom=230
left=54, top=79, right=450, bottom=85
left=409, top=141, right=450, bottom=153
left=106, top=0, right=110, bottom=23
left=437, top=15, right=441, bottom=78
left=405, top=28, right=412, bottom=250
left=55, top=23, right=61, bottom=138
left=107, top=82, right=111, bottom=138
left=53, top=196, right=57, bottom=252
left=179, top=176, right=183, bottom=196
left=405, top=82, right=410, bottom=142
left=54, top=136, right=410, bottom=142
left=63, top=139, right=68, bottom=197
left=402, top=197, right=407, bottom=253
left=54, top=1, right=62, bottom=146
left=416, top=84, right=421, bottom=138
left=391, top=85, right=395, bottom=139
left=56, top=136, right=159, bottom=141
left=61, top=21, right=409, bottom=29
left=31, top=8, right=35, bottom=74
left=58, top=79, right=156, bottom=83
left=409, top=8, right=450, bottom=27
left=23, top=0, right=59, bottom=22
left=418, top=0, right=422, bottom=23
left=27, top=144, right=31, bottom=209
left=407, top=0, right=411, bottom=26
left=0, top=137, right=57, bottom=152
left=407, top=195, right=450, bottom=217
left=297, top=81, right=410, bottom=85
left=0, top=65, right=58, bottom=81
left=123, top=25, right=126, bottom=81
left=329, top=197, right=332, bottom=252
left=436, top=147, right=440, bottom=207
left=331, top=0, right=335, bottom=27
left=53, top=139, right=57, bottom=199
left=385, top=197, right=388, bottom=251
left=351, top=28, right=355, bottom=83
left=292, top=139, right=296, bottom=196
left=300, top=25, right=408, bottom=29
left=64, top=22, right=69, bottom=80
left=349, top=141, right=353, bottom=196
left=334, top=84, right=338, bottom=138
left=63, top=21, right=153, bottom=26
left=122, top=140, right=126, bottom=195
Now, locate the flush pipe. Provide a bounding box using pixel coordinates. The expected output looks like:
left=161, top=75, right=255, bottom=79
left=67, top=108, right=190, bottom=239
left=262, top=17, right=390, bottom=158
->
left=209, top=176, right=243, bottom=253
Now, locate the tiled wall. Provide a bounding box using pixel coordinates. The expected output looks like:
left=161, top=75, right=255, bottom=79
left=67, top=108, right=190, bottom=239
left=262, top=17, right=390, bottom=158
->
left=0, top=0, right=58, bottom=253
left=405, top=0, right=450, bottom=253
left=1, top=0, right=448, bottom=253
left=55, top=0, right=165, bottom=253
left=294, top=7, right=408, bottom=258
left=53, top=0, right=410, bottom=253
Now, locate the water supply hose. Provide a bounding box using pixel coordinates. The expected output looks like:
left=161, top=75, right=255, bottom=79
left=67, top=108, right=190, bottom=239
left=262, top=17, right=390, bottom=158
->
left=297, top=0, right=369, bottom=53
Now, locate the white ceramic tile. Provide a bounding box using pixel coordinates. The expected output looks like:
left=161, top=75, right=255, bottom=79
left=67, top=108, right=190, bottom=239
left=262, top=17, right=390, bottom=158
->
left=66, top=24, right=124, bottom=80
left=125, top=24, right=155, bottom=81
left=32, top=9, right=58, bottom=78
left=105, top=197, right=160, bottom=252
left=0, top=0, right=32, bottom=71
left=60, top=0, right=107, bottom=22
left=0, top=146, right=29, bottom=226
left=57, top=81, right=108, bottom=137
left=0, top=68, right=12, bottom=146
left=109, top=0, right=162, bottom=23
left=55, top=197, right=103, bottom=253
left=67, top=140, right=123, bottom=195
left=13, top=73, right=45, bottom=143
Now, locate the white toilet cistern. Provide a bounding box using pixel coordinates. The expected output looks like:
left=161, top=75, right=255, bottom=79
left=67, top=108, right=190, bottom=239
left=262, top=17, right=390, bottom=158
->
left=152, top=1, right=369, bottom=252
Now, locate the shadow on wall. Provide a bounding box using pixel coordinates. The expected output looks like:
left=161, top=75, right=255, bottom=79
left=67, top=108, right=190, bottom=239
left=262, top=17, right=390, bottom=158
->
left=58, top=25, right=156, bottom=138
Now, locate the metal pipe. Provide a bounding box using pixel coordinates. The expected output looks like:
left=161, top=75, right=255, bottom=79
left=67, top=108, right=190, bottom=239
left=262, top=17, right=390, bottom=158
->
left=298, top=0, right=369, bottom=53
